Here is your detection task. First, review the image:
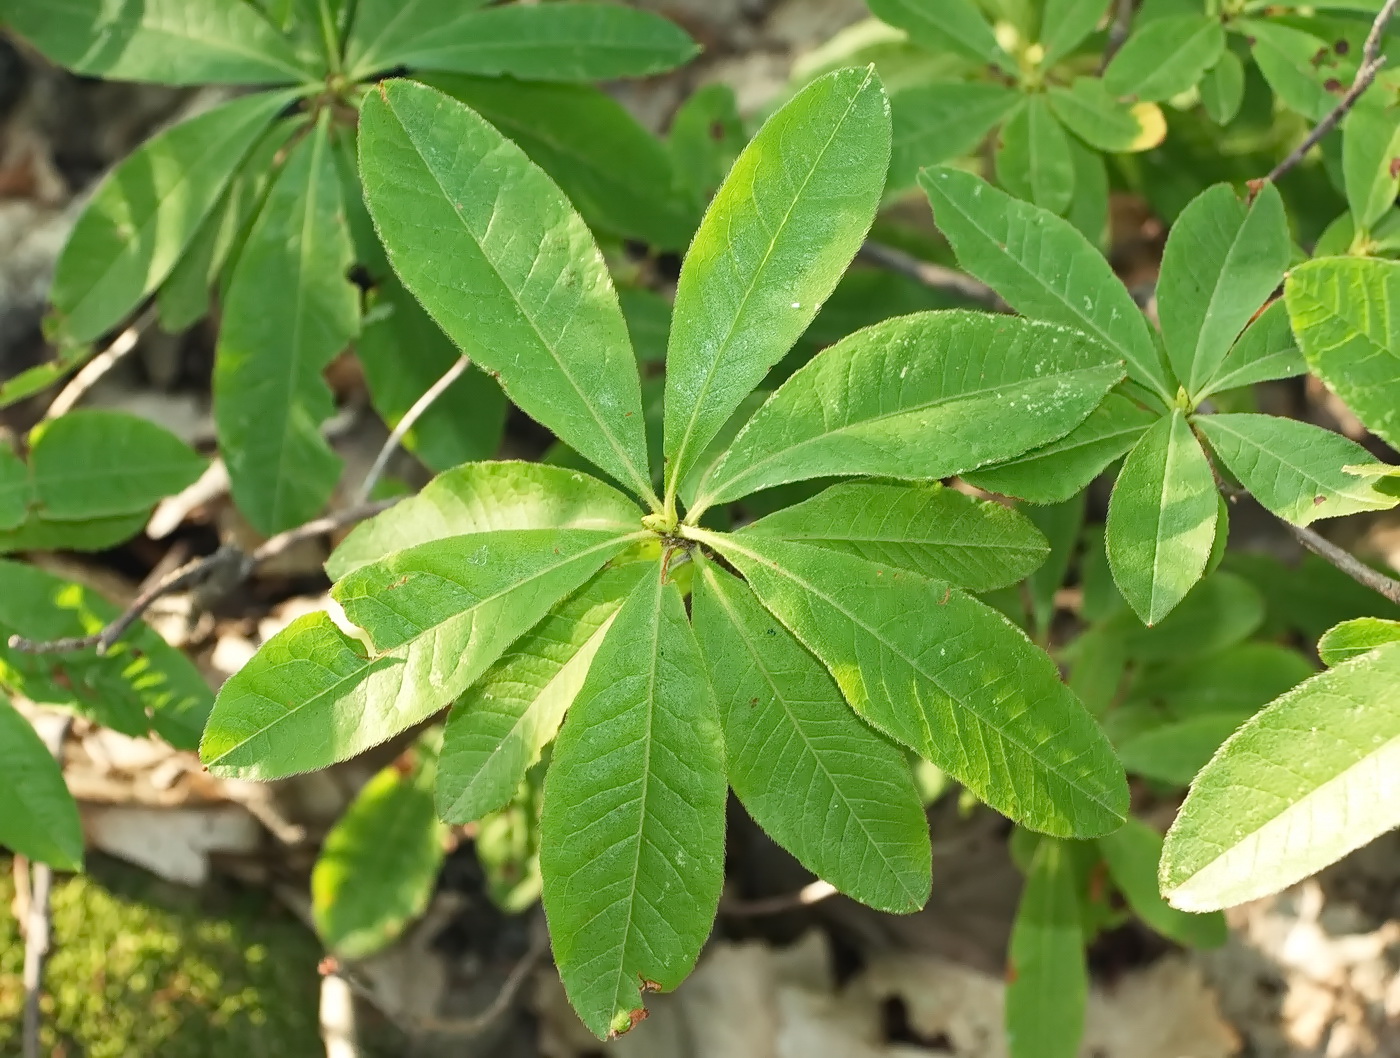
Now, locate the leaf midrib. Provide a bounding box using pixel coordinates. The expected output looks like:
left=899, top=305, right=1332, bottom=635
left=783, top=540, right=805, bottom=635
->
left=379, top=89, right=652, bottom=503
left=703, top=566, right=924, bottom=906
left=710, top=533, right=1122, bottom=818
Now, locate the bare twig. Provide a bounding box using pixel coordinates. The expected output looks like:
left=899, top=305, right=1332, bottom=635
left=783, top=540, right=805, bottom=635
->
left=1283, top=521, right=1400, bottom=606
left=1100, top=0, right=1136, bottom=74
left=720, top=879, right=839, bottom=917
left=43, top=307, right=156, bottom=420
left=1266, top=0, right=1400, bottom=184
left=320, top=972, right=360, bottom=1058
left=858, top=241, right=999, bottom=306
left=357, top=355, right=472, bottom=504
left=21, top=717, right=70, bottom=1058
left=6, top=498, right=397, bottom=655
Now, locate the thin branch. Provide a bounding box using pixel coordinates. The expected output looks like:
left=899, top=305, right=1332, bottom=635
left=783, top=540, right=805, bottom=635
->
left=357, top=355, right=471, bottom=504
left=858, top=241, right=999, bottom=306
left=21, top=717, right=70, bottom=1058
left=1266, top=0, right=1399, bottom=184
left=1100, top=0, right=1136, bottom=74
left=43, top=307, right=156, bottom=420
left=1283, top=520, right=1400, bottom=606
left=6, top=498, right=397, bottom=656
left=720, top=879, right=839, bottom=917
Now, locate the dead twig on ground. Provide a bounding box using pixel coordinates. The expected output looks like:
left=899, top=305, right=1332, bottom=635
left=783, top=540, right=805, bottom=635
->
left=43, top=307, right=157, bottom=420
left=357, top=355, right=472, bottom=504
left=21, top=716, right=71, bottom=1058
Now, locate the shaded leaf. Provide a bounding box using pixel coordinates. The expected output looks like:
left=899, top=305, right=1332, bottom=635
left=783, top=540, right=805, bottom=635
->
left=1005, top=839, right=1086, bottom=1058
left=0, top=441, right=32, bottom=530
left=997, top=96, right=1075, bottom=214
left=867, top=0, right=1012, bottom=69
left=1199, top=299, right=1306, bottom=398
left=0, top=694, right=83, bottom=871
left=312, top=738, right=445, bottom=959
left=1115, top=570, right=1265, bottom=661
left=52, top=90, right=294, bottom=343
left=668, top=82, right=746, bottom=205
left=28, top=410, right=204, bottom=521
left=1200, top=49, right=1246, bottom=125
left=888, top=81, right=1020, bottom=191
left=693, top=561, right=931, bottom=912
left=1344, top=101, right=1400, bottom=231
left=540, top=570, right=726, bottom=1039
left=1245, top=21, right=1343, bottom=121
left=1048, top=78, right=1158, bottom=153
left=1117, top=713, right=1249, bottom=785
left=1104, top=16, right=1224, bottom=101
left=1040, top=0, right=1112, bottom=65
left=215, top=115, right=358, bottom=534
left=4, top=0, right=309, bottom=85
left=1098, top=818, right=1226, bottom=948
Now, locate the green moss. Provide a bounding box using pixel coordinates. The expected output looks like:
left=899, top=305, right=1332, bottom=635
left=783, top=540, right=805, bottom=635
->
left=0, top=856, right=323, bottom=1057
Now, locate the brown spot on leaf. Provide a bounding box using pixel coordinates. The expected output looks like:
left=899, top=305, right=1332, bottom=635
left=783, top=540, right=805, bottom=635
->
left=639, top=976, right=663, bottom=993
left=1336, top=39, right=1351, bottom=55
left=1389, top=157, right=1400, bottom=179
left=709, top=120, right=727, bottom=141
left=1325, top=78, right=1344, bottom=93
left=1315, top=495, right=1328, bottom=506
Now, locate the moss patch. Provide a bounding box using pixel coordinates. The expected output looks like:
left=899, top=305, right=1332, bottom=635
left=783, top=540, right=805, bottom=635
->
left=0, top=856, right=323, bottom=1057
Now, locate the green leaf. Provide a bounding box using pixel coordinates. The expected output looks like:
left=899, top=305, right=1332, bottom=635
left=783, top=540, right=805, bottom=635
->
left=1198, top=299, right=1305, bottom=398
left=1025, top=496, right=1085, bottom=635
left=437, top=559, right=650, bottom=824
left=0, top=343, right=94, bottom=411
left=663, top=67, right=891, bottom=501
left=3, top=0, right=310, bottom=85
left=0, top=694, right=83, bottom=871
left=475, top=763, right=545, bottom=913
left=1318, top=617, right=1400, bottom=666
left=997, top=97, right=1075, bottom=215
left=51, top=90, right=294, bottom=343
left=358, top=79, right=653, bottom=503
left=1344, top=101, right=1400, bottom=232
left=328, top=461, right=642, bottom=580
left=1200, top=49, right=1246, bottom=125
left=28, top=410, right=204, bottom=521
left=1244, top=21, right=1340, bottom=122
left=425, top=74, right=695, bottom=251
left=1130, top=642, right=1314, bottom=715
left=1117, top=713, right=1249, bottom=785
left=346, top=1, right=697, bottom=81
left=1005, top=839, right=1086, bottom=1058
left=357, top=276, right=506, bottom=475
left=693, top=561, right=931, bottom=912
left=964, top=390, right=1157, bottom=504
left=0, top=559, right=213, bottom=749
left=1040, top=0, right=1112, bottom=65
left=698, top=531, right=1128, bottom=838
left=866, top=0, right=1012, bottom=69
left=1286, top=256, right=1400, bottom=449
left=1158, top=183, right=1291, bottom=396
left=1116, top=570, right=1265, bottom=661
left=540, top=569, right=726, bottom=1039
left=739, top=481, right=1050, bottom=591
left=1104, top=16, right=1224, bottom=101
left=201, top=528, right=638, bottom=779
left=0, top=441, right=32, bottom=530
left=888, top=81, right=1021, bottom=191
left=668, top=82, right=746, bottom=206
left=0, top=512, right=149, bottom=555
left=692, top=311, right=1123, bottom=510
left=1107, top=410, right=1218, bottom=625
left=1197, top=413, right=1398, bottom=525
left=312, top=738, right=445, bottom=959
left=1048, top=78, right=1154, bottom=153
left=156, top=117, right=300, bottom=334
left=921, top=167, right=1172, bottom=402
left=1098, top=818, right=1226, bottom=948
left=215, top=115, right=358, bottom=534
left=1161, top=642, right=1400, bottom=911
left=1065, top=136, right=1111, bottom=248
